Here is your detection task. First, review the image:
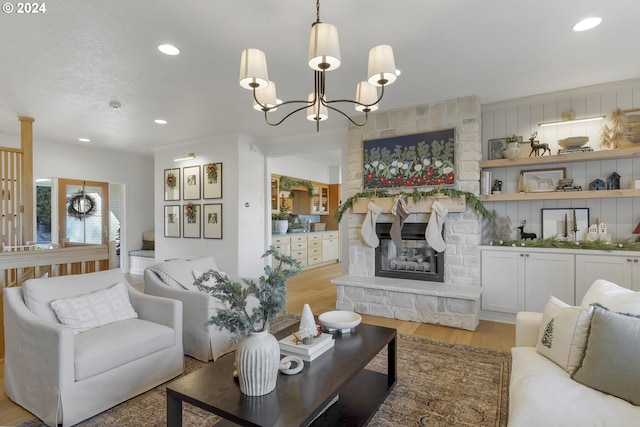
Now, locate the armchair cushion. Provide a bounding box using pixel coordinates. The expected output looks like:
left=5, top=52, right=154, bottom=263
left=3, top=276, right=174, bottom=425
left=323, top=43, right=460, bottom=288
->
left=147, top=256, right=219, bottom=289
left=74, top=318, right=175, bottom=381
left=50, top=282, right=138, bottom=333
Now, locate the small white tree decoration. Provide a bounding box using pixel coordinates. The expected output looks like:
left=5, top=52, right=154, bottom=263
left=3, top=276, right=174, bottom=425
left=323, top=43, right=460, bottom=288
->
left=299, top=304, right=316, bottom=344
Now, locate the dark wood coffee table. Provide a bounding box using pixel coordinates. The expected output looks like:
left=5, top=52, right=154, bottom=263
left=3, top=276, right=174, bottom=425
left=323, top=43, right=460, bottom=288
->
left=166, top=322, right=397, bottom=426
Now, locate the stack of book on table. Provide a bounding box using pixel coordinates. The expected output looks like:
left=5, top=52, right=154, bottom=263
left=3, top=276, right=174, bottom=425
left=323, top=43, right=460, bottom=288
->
left=278, top=333, right=335, bottom=362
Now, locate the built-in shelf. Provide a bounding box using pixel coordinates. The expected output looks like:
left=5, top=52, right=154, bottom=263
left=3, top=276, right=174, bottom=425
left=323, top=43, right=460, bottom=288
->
left=480, top=188, right=640, bottom=202
left=480, top=147, right=640, bottom=169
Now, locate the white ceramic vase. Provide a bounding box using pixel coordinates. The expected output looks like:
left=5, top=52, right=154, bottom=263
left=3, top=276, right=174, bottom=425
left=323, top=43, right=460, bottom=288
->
left=273, top=220, right=288, bottom=235
left=235, top=329, right=280, bottom=396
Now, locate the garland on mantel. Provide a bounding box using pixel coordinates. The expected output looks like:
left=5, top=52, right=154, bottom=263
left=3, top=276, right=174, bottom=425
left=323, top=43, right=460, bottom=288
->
left=489, top=237, right=640, bottom=251
left=334, top=188, right=492, bottom=223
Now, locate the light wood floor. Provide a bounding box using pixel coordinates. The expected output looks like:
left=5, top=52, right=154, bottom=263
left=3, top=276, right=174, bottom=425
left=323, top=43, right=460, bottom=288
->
left=0, top=262, right=514, bottom=426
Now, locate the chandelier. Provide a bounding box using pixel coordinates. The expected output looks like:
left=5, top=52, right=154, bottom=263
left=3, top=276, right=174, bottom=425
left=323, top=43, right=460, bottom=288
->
left=239, top=0, right=400, bottom=131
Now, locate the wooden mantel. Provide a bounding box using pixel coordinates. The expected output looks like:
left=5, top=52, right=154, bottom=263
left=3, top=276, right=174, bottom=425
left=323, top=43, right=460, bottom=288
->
left=351, top=195, right=466, bottom=214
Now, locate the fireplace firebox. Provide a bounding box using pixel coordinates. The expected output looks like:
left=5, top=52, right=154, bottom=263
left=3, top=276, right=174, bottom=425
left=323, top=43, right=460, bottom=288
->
left=375, top=222, right=444, bottom=282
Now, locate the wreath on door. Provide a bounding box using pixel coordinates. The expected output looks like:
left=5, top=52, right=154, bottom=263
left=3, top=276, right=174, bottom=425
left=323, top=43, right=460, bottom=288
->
left=66, top=191, right=97, bottom=219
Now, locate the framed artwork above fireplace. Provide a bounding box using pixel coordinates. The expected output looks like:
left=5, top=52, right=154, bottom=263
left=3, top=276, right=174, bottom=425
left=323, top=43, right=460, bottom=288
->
left=363, top=128, right=456, bottom=189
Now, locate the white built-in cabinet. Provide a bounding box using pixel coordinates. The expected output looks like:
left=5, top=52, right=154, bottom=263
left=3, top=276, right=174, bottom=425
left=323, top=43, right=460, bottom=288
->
left=575, top=253, right=640, bottom=302
left=481, top=247, right=574, bottom=313
left=322, top=231, right=339, bottom=262
left=482, top=246, right=640, bottom=315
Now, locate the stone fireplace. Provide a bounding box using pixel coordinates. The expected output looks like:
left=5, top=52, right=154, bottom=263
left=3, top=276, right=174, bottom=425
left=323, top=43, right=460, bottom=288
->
left=331, top=96, right=483, bottom=331
left=375, top=222, right=444, bottom=282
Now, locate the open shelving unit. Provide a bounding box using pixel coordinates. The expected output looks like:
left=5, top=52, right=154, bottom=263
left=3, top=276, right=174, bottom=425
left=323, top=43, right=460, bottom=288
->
left=480, top=147, right=640, bottom=202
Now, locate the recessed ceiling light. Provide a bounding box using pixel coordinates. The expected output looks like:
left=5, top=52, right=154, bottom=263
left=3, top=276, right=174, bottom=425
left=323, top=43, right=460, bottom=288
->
left=78, top=138, right=90, bottom=142
left=572, top=17, right=602, bottom=32
left=154, top=119, right=168, bottom=125
left=158, top=44, right=180, bottom=55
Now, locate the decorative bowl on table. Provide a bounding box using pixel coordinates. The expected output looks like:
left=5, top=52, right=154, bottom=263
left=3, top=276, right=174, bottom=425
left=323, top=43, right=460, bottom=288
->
left=318, top=310, right=362, bottom=333
left=558, top=136, right=589, bottom=149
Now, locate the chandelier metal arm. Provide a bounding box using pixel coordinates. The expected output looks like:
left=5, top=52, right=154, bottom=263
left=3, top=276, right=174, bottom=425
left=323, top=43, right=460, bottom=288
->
left=323, top=83, right=386, bottom=110
left=262, top=103, right=312, bottom=127
left=325, top=104, right=368, bottom=126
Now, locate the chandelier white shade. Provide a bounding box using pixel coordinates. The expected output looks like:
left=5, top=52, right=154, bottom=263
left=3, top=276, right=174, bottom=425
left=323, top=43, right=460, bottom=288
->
left=308, top=22, right=341, bottom=71
left=239, top=48, right=269, bottom=90
left=239, top=0, right=399, bottom=130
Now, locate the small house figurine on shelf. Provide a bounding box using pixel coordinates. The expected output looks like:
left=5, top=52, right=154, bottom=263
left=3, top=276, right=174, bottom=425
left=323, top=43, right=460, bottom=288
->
left=589, top=178, right=606, bottom=191
left=607, top=172, right=621, bottom=190
left=586, top=218, right=611, bottom=242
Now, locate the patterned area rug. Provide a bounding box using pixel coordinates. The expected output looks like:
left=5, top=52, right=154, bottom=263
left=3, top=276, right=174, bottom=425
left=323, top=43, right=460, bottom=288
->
left=17, top=316, right=510, bottom=427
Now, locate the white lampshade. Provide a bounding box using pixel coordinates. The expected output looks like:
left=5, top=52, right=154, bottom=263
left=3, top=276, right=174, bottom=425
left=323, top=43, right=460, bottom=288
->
left=367, top=45, right=397, bottom=87
left=253, top=81, right=282, bottom=111
left=355, top=81, right=379, bottom=112
left=239, top=48, right=269, bottom=90
left=308, top=23, right=341, bottom=71
left=306, top=93, right=328, bottom=121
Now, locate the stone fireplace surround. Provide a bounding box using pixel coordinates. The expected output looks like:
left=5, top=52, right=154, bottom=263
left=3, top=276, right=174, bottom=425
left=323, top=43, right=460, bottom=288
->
left=332, top=96, right=483, bottom=331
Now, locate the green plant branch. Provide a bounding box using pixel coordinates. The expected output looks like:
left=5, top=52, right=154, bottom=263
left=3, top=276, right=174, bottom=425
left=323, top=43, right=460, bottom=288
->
left=490, top=237, right=640, bottom=251
left=279, top=176, right=314, bottom=196
left=333, top=188, right=492, bottom=223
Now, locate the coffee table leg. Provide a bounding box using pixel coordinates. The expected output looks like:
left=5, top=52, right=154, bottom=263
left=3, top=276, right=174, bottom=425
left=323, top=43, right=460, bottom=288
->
left=387, top=333, right=397, bottom=387
left=167, top=391, right=183, bottom=427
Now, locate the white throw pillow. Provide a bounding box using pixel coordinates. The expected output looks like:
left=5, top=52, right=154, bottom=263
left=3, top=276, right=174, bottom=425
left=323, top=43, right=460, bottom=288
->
left=535, top=295, right=594, bottom=372
left=192, top=269, right=229, bottom=292
left=581, top=279, right=640, bottom=315
left=50, top=282, right=138, bottom=333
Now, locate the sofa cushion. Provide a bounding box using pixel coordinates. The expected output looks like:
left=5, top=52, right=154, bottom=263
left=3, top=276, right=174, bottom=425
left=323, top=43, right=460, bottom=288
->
left=581, top=279, right=640, bottom=314
left=50, top=282, right=138, bottom=333
left=74, top=318, right=175, bottom=381
left=535, top=296, right=594, bottom=372
left=22, top=269, right=129, bottom=322
left=571, top=305, right=640, bottom=405
left=509, top=347, right=640, bottom=427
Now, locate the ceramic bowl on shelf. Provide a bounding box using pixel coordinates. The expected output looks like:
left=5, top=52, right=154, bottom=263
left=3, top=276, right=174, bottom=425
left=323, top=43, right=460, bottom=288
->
left=558, top=136, right=589, bottom=149
left=502, top=147, right=521, bottom=159
left=318, top=310, right=362, bottom=333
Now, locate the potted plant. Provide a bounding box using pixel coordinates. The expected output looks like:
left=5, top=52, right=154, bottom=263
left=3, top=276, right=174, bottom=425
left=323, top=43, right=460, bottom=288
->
left=199, top=247, right=303, bottom=395
left=272, top=202, right=290, bottom=234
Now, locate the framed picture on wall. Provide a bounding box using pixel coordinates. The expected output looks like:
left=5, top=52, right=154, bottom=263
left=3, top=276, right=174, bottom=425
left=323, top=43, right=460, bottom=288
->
left=183, top=165, right=201, bottom=200
left=183, top=203, right=201, bottom=238
left=164, top=205, right=180, bottom=238
left=203, top=203, right=222, bottom=239
left=164, top=168, right=180, bottom=201
left=203, top=162, right=223, bottom=199
left=521, top=168, right=565, bottom=192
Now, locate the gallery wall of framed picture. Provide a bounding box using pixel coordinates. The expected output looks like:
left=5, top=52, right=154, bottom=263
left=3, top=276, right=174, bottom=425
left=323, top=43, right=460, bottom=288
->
left=163, top=162, right=223, bottom=239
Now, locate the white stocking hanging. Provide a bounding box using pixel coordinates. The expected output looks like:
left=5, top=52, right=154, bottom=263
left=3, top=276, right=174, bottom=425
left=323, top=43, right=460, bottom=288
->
left=361, top=201, right=382, bottom=248
left=426, top=200, right=448, bottom=253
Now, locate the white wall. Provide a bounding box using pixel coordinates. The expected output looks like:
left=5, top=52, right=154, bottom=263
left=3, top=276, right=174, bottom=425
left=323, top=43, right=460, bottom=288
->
left=482, top=78, right=640, bottom=241
left=31, top=138, right=154, bottom=271
left=154, top=135, right=267, bottom=277
left=270, top=156, right=333, bottom=184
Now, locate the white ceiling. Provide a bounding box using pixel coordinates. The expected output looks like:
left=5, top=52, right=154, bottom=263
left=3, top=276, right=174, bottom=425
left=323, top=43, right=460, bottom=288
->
left=1, top=0, right=639, bottom=162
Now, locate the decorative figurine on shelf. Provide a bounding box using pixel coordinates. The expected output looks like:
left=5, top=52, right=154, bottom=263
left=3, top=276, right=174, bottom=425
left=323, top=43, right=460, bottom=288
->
left=586, top=218, right=611, bottom=242
left=589, top=178, right=606, bottom=191
left=517, top=220, right=537, bottom=240
left=607, top=172, right=621, bottom=190
left=528, top=132, right=551, bottom=157
left=492, top=179, right=503, bottom=194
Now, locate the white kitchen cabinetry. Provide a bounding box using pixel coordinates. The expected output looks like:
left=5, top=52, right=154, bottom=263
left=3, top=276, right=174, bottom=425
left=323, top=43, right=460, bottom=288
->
left=322, top=231, right=339, bottom=262
left=273, top=235, right=290, bottom=257
left=307, top=234, right=323, bottom=266
left=481, top=247, right=575, bottom=313
left=575, top=253, right=640, bottom=302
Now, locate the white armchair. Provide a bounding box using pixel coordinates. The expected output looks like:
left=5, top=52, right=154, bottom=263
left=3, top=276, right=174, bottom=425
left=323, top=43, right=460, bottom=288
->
left=3, top=269, right=184, bottom=427
left=144, top=256, right=259, bottom=362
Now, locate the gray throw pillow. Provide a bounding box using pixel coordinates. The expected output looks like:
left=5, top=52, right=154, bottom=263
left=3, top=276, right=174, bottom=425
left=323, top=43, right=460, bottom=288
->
left=571, top=304, right=640, bottom=405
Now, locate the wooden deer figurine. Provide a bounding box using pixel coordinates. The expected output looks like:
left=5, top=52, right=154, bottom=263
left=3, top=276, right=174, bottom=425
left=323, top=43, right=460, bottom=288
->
left=528, top=131, right=550, bottom=156
left=517, top=220, right=537, bottom=240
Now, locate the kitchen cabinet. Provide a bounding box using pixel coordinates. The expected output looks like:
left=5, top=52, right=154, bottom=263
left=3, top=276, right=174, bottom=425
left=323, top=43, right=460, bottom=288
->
left=311, top=185, right=329, bottom=214
left=481, top=247, right=575, bottom=313
left=307, top=234, right=323, bottom=265
left=290, top=234, right=308, bottom=267
left=322, top=231, right=339, bottom=262
left=575, top=253, right=640, bottom=302
left=273, top=235, right=290, bottom=257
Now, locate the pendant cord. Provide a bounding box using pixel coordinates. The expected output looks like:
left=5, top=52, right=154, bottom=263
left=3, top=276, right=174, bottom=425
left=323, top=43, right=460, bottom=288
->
left=316, top=0, right=320, bottom=23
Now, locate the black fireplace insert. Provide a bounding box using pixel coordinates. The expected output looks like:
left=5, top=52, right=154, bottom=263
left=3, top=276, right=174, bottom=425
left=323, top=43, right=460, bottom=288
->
left=375, top=222, right=444, bottom=282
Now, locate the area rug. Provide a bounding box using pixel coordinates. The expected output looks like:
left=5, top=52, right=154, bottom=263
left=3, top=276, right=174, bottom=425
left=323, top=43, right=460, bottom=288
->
left=17, top=316, right=511, bottom=427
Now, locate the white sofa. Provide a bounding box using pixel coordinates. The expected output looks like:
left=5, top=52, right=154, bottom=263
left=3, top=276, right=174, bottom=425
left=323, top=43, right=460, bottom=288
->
left=3, top=269, right=184, bottom=427
left=508, top=280, right=640, bottom=427
left=144, top=256, right=259, bottom=362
